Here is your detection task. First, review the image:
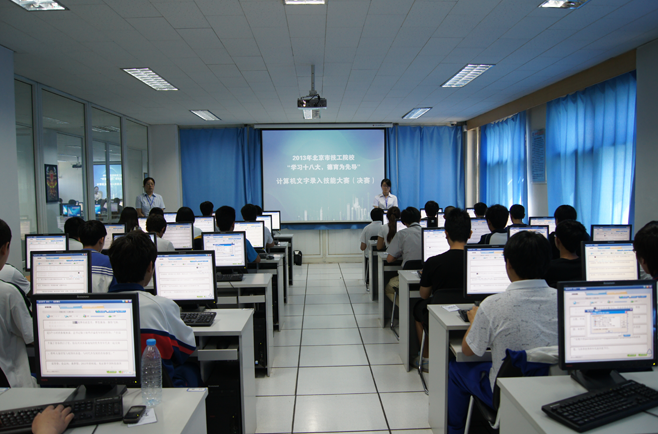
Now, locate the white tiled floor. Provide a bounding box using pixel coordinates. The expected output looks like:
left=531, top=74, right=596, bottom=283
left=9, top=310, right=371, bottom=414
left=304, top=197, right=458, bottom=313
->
left=254, top=263, right=429, bottom=434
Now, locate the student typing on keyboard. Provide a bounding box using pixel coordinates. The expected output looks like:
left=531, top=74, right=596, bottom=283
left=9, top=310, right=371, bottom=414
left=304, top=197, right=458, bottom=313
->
left=32, top=405, right=74, bottom=434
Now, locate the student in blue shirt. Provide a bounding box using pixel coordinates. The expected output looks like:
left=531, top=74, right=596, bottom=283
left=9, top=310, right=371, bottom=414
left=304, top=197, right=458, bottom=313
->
left=79, top=220, right=118, bottom=293
left=215, top=206, right=260, bottom=263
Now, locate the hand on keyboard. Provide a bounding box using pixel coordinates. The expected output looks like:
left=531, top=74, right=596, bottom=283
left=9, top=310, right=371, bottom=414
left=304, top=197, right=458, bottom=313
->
left=32, top=405, right=74, bottom=434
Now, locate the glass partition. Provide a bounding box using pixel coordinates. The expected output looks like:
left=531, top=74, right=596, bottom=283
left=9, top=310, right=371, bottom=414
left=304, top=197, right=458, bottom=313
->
left=125, top=120, right=148, bottom=217
left=91, top=108, right=122, bottom=221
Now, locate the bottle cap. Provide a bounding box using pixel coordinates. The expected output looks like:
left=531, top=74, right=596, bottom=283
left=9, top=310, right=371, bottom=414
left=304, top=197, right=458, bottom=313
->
left=146, top=338, right=156, bottom=346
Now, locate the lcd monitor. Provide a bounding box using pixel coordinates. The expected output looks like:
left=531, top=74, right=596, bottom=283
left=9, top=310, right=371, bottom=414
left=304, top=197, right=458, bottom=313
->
left=68, top=205, right=81, bottom=217
left=437, top=213, right=446, bottom=228
left=466, top=208, right=476, bottom=218
left=94, top=204, right=101, bottom=214
left=61, top=204, right=69, bottom=217
left=194, top=216, right=215, bottom=233
left=161, top=223, right=193, bottom=250
left=420, top=209, right=426, bottom=219
left=262, top=211, right=281, bottom=231
left=468, top=218, right=490, bottom=244
left=234, top=221, right=265, bottom=249
left=25, top=234, right=69, bottom=271
left=591, top=224, right=633, bottom=242
left=464, top=245, right=508, bottom=299
left=138, top=217, right=148, bottom=232
left=420, top=220, right=428, bottom=228
left=102, top=223, right=126, bottom=251
left=529, top=217, right=557, bottom=234
left=153, top=251, right=217, bottom=307
left=582, top=242, right=639, bottom=281
left=110, top=202, right=119, bottom=213
left=202, top=232, right=248, bottom=270
left=30, top=251, right=92, bottom=294
left=256, top=215, right=273, bottom=234
left=396, top=220, right=406, bottom=233
left=422, top=228, right=450, bottom=262
left=507, top=225, right=549, bottom=240
left=163, top=213, right=177, bottom=223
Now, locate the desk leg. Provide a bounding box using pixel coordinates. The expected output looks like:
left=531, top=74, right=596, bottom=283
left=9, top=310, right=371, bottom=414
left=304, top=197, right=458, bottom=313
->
left=241, top=319, right=257, bottom=434
left=399, top=279, right=410, bottom=371
left=287, top=242, right=293, bottom=285
left=378, top=258, right=385, bottom=328
left=277, top=263, right=284, bottom=330
left=282, top=246, right=288, bottom=303
left=429, top=316, right=450, bottom=434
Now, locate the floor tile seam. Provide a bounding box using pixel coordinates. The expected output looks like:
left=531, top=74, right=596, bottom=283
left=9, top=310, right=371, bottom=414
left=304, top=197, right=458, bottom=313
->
left=290, top=266, right=310, bottom=434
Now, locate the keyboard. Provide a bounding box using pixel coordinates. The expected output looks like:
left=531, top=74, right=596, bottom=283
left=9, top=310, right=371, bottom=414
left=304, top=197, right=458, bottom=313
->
left=542, top=379, right=658, bottom=432
left=258, top=253, right=274, bottom=259
left=0, top=395, right=122, bottom=433
left=217, top=273, right=244, bottom=282
left=180, top=311, right=216, bottom=327
left=458, top=309, right=470, bottom=322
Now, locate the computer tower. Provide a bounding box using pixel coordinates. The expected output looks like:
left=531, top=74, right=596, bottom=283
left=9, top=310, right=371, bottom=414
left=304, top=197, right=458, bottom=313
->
left=205, top=362, right=242, bottom=434
left=254, top=314, right=267, bottom=369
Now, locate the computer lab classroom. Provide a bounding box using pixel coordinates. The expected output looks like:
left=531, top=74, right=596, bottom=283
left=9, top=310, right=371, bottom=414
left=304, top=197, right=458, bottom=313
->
left=1, top=0, right=658, bottom=433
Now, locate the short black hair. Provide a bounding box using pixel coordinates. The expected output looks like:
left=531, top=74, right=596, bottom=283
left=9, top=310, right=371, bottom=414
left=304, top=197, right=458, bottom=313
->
left=149, top=207, right=164, bottom=216
left=199, top=201, right=214, bottom=217
left=79, top=220, right=107, bottom=247
left=176, top=206, right=196, bottom=224
left=634, top=221, right=658, bottom=277
left=0, top=219, right=11, bottom=247
left=254, top=205, right=263, bottom=215
left=444, top=206, right=456, bottom=218
left=510, top=204, right=525, bottom=220
left=370, top=208, right=384, bottom=222
left=555, top=220, right=587, bottom=254
left=554, top=205, right=577, bottom=224
left=474, top=202, right=487, bottom=217
left=381, top=178, right=392, bottom=188
left=118, top=207, right=139, bottom=231
left=425, top=201, right=439, bottom=218
left=64, top=217, right=85, bottom=240
left=445, top=208, right=471, bottom=243
left=485, top=204, right=509, bottom=230
left=504, top=231, right=551, bottom=279
left=241, top=204, right=257, bottom=222
left=146, top=214, right=167, bottom=234
left=108, top=231, right=157, bottom=284
left=215, top=206, right=236, bottom=232
left=400, top=207, right=421, bottom=225
left=143, top=177, right=155, bottom=187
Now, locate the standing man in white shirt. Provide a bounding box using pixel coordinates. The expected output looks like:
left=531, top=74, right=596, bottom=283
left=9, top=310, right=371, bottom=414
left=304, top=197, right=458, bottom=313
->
left=373, top=178, right=398, bottom=210
left=136, top=177, right=165, bottom=217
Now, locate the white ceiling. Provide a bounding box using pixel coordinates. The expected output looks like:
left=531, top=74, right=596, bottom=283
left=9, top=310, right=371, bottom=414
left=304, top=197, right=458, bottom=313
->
left=1, top=0, right=657, bottom=126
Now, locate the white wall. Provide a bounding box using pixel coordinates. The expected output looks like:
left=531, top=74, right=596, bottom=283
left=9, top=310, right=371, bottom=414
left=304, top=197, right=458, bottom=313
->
left=527, top=104, right=549, bottom=218
left=0, top=46, right=22, bottom=267
left=149, top=125, right=182, bottom=212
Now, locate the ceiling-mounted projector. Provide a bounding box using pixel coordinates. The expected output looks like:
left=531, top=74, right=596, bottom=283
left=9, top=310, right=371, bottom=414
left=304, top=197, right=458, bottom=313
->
left=298, top=65, right=326, bottom=119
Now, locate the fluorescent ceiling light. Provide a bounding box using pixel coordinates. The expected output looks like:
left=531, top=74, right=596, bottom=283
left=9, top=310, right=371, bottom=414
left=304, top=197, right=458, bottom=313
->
left=402, top=108, right=431, bottom=120
left=122, top=68, right=178, bottom=91
left=191, top=110, right=221, bottom=121
left=92, top=126, right=120, bottom=133
left=539, top=0, right=590, bottom=8
left=442, top=64, right=494, bottom=88
left=285, top=0, right=325, bottom=4
left=43, top=116, right=68, bottom=125
left=11, top=0, right=67, bottom=11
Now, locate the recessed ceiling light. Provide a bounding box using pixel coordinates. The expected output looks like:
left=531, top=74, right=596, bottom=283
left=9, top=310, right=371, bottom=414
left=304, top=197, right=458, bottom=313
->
left=122, top=68, right=178, bottom=91
left=539, top=0, right=590, bottom=9
left=11, top=0, right=67, bottom=11
left=402, top=108, right=432, bottom=120
left=285, top=0, right=325, bottom=4
left=190, top=110, right=221, bottom=121
left=442, top=64, right=494, bottom=88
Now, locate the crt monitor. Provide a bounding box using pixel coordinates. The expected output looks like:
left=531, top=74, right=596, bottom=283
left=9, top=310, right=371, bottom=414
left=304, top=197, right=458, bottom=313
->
left=153, top=251, right=217, bottom=308
left=468, top=218, right=490, bottom=244
left=138, top=217, right=148, bottom=232
left=591, top=224, right=633, bottom=242
left=263, top=211, right=281, bottom=231
left=529, top=217, right=557, bottom=234
left=234, top=221, right=265, bottom=249
left=464, top=245, right=509, bottom=300
left=558, top=280, right=657, bottom=390
left=163, top=213, right=177, bottom=223
left=256, top=215, right=273, bottom=234
left=422, top=228, right=450, bottom=262
left=194, top=216, right=215, bottom=233
left=582, top=241, right=639, bottom=282
left=161, top=223, right=194, bottom=250
left=507, top=225, right=549, bottom=240
left=32, top=292, right=141, bottom=398
left=30, top=251, right=92, bottom=294
left=202, top=232, right=248, bottom=271
left=102, top=223, right=126, bottom=251
left=113, top=232, right=156, bottom=245
left=25, top=234, right=69, bottom=271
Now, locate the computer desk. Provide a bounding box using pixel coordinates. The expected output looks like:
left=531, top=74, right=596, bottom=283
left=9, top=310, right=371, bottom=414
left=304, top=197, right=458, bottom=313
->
left=270, top=240, right=290, bottom=302
left=0, top=387, right=208, bottom=433
left=376, top=252, right=402, bottom=328
left=398, top=270, right=422, bottom=371
left=272, top=234, right=293, bottom=286
left=497, top=370, right=658, bottom=433
left=250, top=254, right=285, bottom=331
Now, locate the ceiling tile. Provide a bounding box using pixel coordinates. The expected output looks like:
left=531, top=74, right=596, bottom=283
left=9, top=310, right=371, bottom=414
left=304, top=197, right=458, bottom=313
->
left=106, top=0, right=162, bottom=18
left=194, top=0, right=243, bottom=16
left=234, top=56, right=267, bottom=71
left=152, top=1, right=209, bottom=29
left=207, top=15, right=253, bottom=39
left=72, top=4, right=134, bottom=30
left=126, top=17, right=182, bottom=41
left=327, top=0, right=369, bottom=28
left=222, top=38, right=261, bottom=57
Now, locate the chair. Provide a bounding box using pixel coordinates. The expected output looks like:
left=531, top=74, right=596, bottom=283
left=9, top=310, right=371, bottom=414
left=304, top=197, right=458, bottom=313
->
left=390, top=260, right=423, bottom=338
left=365, top=236, right=379, bottom=289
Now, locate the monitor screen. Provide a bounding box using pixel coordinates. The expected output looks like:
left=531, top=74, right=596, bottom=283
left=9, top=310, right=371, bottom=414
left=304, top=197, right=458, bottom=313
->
left=202, top=232, right=247, bottom=269
left=61, top=204, right=69, bottom=217
left=583, top=242, right=639, bottom=281
left=30, top=251, right=91, bottom=294
left=25, top=234, right=69, bottom=271
left=194, top=216, right=215, bottom=234
left=464, top=246, right=508, bottom=298
left=468, top=218, right=490, bottom=244
left=161, top=223, right=193, bottom=250
left=529, top=217, right=556, bottom=234
left=103, top=224, right=126, bottom=251
left=138, top=217, right=148, bottom=232
left=263, top=211, right=281, bottom=231
left=591, top=224, right=633, bottom=242
left=437, top=213, right=446, bottom=228
left=420, top=220, right=428, bottom=228
left=420, top=209, right=426, bottom=219
left=559, top=281, right=656, bottom=371
left=110, top=202, right=118, bottom=213
left=163, top=213, right=177, bottom=223
left=234, top=221, right=265, bottom=249
left=94, top=204, right=101, bottom=214
left=256, top=215, right=273, bottom=234
left=422, top=228, right=450, bottom=262
left=113, top=232, right=155, bottom=245
left=466, top=208, right=476, bottom=218
left=33, top=293, right=140, bottom=386
left=68, top=205, right=81, bottom=217
left=507, top=225, right=549, bottom=240
left=396, top=220, right=406, bottom=233
left=153, top=251, right=217, bottom=304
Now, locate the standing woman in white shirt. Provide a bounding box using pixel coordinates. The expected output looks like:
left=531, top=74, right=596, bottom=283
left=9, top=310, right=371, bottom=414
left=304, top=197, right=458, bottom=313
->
left=136, top=177, right=165, bottom=217
left=373, top=178, right=398, bottom=210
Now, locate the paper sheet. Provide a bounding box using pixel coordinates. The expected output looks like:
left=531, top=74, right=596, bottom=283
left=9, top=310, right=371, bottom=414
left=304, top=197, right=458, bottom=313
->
left=442, top=305, right=460, bottom=312
left=127, top=408, right=157, bottom=427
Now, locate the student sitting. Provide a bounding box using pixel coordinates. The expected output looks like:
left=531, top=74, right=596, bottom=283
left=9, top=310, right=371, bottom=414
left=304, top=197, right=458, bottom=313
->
left=64, top=216, right=85, bottom=250
left=478, top=204, right=509, bottom=245
left=443, top=206, right=456, bottom=218
left=633, top=221, right=658, bottom=280
left=548, top=204, right=591, bottom=259
left=176, top=206, right=202, bottom=238
left=424, top=201, right=440, bottom=228
left=0, top=219, right=35, bottom=387
left=79, top=220, right=118, bottom=293
left=473, top=202, right=487, bottom=218
left=146, top=214, right=176, bottom=252
left=149, top=207, right=164, bottom=217
left=448, top=231, right=557, bottom=434
left=215, top=206, right=260, bottom=263
left=545, top=220, right=587, bottom=288
left=242, top=204, right=274, bottom=249
left=377, top=206, right=401, bottom=250
left=509, top=204, right=527, bottom=227
left=360, top=208, right=384, bottom=253
left=385, top=207, right=423, bottom=304
left=199, top=201, right=214, bottom=217
left=0, top=260, right=30, bottom=296
left=108, top=231, right=199, bottom=387
left=254, top=205, right=274, bottom=246
left=118, top=207, right=140, bottom=232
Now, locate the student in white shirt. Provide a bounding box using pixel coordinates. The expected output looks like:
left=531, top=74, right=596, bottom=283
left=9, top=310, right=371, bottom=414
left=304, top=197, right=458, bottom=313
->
left=377, top=206, right=401, bottom=250
left=373, top=178, right=398, bottom=210
left=477, top=204, right=509, bottom=245
left=243, top=204, right=274, bottom=249
left=63, top=217, right=84, bottom=250
left=384, top=207, right=423, bottom=304
left=0, top=263, right=30, bottom=296
left=360, top=208, right=384, bottom=253
left=176, top=206, right=202, bottom=238
left=146, top=214, right=176, bottom=252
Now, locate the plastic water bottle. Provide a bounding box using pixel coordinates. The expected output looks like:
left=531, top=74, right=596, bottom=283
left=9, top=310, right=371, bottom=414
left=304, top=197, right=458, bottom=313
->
left=141, top=339, right=162, bottom=407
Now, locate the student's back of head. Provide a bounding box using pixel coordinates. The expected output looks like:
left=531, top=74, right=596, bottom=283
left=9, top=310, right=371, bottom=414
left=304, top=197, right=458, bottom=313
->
left=146, top=214, right=167, bottom=234
left=555, top=220, right=587, bottom=254
left=370, top=208, right=384, bottom=222
left=254, top=205, right=263, bottom=216
left=199, top=201, right=214, bottom=217
left=444, top=206, right=456, bottom=218
left=0, top=219, right=11, bottom=249
left=401, top=207, right=421, bottom=226
left=510, top=204, right=525, bottom=221
left=241, top=204, right=258, bottom=222
left=504, top=231, right=551, bottom=280
left=118, top=207, right=139, bottom=231
left=445, top=208, right=471, bottom=243
left=215, top=206, right=236, bottom=232
left=176, top=206, right=195, bottom=224
left=149, top=207, right=164, bottom=216
left=633, top=221, right=658, bottom=278
left=424, top=201, right=439, bottom=218
left=108, top=231, right=157, bottom=284
left=485, top=205, right=509, bottom=230
left=386, top=206, right=401, bottom=244
left=474, top=202, right=487, bottom=218
left=79, top=220, right=107, bottom=247
left=64, top=217, right=85, bottom=241
left=554, top=204, right=577, bottom=224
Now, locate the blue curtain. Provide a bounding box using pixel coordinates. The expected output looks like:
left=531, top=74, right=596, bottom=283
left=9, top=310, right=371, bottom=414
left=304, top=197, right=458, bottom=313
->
left=180, top=127, right=261, bottom=214
left=546, top=72, right=636, bottom=230
left=480, top=112, right=527, bottom=211
left=386, top=125, right=464, bottom=209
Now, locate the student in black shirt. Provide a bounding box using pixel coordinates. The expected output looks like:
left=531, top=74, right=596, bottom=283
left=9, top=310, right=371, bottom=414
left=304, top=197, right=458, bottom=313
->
left=549, top=204, right=578, bottom=259
left=545, top=220, right=587, bottom=288
left=478, top=204, right=509, bottom=245
left=509, top=204, right=527, bottom=227
left=633, top=221, right=658, bottom=279
left=473, top=202, right=487, bottom=218
left=424, top=200, right=440, bottom=227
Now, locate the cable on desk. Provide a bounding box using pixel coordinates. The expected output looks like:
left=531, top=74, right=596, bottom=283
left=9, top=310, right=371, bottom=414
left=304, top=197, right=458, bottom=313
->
left=644, top=410, right=658, bottom=418
left=90, top=424, right=99, bottom=433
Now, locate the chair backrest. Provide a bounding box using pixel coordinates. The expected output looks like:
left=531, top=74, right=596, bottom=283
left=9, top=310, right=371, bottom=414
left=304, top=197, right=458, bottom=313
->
left=403, top=260, right=423, bottom=270
left=492, top=349, right=552, bottom=409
